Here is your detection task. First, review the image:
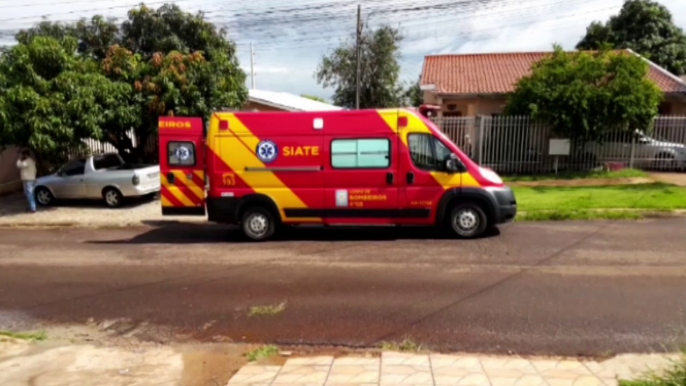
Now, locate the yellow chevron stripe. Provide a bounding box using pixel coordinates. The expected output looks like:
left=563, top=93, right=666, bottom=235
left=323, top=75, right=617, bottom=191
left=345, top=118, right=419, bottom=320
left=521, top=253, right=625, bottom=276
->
left=171, top=170, right=204, bottom=201
left=210, top=113, right=319, bottom=221
left=161, top=174, right=195, bottom=207
left=161, top=194, right=174, bottom=207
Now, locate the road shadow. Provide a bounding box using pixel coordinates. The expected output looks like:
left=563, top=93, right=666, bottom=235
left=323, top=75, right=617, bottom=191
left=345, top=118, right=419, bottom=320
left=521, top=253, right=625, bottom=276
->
left=88, top=221, right=501, bottom=244
left=50, top=193, right=159, bottom=210
left=0, top=192, right=57, bottom=216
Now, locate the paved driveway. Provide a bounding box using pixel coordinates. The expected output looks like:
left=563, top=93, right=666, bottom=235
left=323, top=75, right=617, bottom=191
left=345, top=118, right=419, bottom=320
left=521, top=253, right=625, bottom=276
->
left=0, top=192, right=202, bottom=227
left=1, top=219, right=685, bottom=356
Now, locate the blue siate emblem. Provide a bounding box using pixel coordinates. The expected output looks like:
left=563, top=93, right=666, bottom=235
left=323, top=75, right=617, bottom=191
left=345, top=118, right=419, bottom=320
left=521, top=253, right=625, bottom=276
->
left=256, top=140, right=278, bottom=163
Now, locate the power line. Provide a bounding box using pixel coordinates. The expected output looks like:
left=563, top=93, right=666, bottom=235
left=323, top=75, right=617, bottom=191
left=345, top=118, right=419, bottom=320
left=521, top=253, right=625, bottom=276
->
left=0, top=0, right=554, bottom=49
left=217, top=0, right=494, bottom=24
left=242, top=1, right=614, bottom=50
left=220, top=0, right=600, bottom=46
left=0, top=0, right=212, bottom=23
left=225, top=0, right=590, bottom=47
left=0, top=0, right=451, bottom=23
left=246, top=5, right=624, bottom=53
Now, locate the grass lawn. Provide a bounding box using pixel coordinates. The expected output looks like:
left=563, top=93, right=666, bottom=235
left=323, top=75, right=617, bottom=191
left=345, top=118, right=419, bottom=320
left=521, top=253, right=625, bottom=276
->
left=620, top=355, right=686, bottom=386
left=514, top=183, right=686, bottom=221
left=504, top=168, right=648, bottom=182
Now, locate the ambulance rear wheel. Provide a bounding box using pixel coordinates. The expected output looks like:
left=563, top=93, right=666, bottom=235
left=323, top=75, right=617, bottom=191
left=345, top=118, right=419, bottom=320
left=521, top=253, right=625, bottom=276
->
left=448, top=203, right=488, bottom=239
left=241, top=207, right=276, bottom=241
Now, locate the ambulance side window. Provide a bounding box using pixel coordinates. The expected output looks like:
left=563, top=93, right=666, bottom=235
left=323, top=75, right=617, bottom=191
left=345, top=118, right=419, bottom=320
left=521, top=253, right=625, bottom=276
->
left=408, top=134, right=449, bottom=172
left=331, top=138, right=390, bottom=169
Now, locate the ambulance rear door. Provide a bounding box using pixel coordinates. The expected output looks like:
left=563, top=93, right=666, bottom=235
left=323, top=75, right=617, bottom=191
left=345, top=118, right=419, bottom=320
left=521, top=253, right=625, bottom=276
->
left=159, top=117, right=207, bottom=216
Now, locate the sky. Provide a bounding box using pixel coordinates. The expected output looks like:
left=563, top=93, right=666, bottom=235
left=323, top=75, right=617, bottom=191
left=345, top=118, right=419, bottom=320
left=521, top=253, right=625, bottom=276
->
left=0, top=0, right=685, bottom=101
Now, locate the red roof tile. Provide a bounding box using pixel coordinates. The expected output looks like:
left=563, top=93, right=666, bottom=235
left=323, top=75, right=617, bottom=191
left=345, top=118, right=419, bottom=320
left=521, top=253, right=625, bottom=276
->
left=421, top=51, right=686, bottom=95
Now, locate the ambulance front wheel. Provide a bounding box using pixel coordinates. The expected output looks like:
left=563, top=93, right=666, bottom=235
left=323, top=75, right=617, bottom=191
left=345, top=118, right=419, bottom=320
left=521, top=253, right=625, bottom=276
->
left=449, top=203, right=488, bottom=238
left=241, top=207, right=276, bottom=241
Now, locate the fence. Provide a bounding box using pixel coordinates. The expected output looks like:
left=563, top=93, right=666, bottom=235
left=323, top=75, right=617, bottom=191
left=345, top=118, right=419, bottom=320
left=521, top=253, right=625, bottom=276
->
left=432, top=116, right=686, bottom=174
left=66, top=128, right=159, bottom=163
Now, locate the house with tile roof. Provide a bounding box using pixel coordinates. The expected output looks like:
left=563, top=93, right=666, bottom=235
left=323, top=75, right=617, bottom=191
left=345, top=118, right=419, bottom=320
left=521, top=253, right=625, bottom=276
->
left=420, top=50, right=686, bottom=117
left=244, top=89, right=343, bottom=112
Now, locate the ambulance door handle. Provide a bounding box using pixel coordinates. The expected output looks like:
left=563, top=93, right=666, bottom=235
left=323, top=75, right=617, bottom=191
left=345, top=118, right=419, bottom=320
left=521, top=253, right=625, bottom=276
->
left=386, top=172, right=394, bottom=185
left=406, top=172, right=415, bottom=184
left=167, top=172, right=175, bottom=184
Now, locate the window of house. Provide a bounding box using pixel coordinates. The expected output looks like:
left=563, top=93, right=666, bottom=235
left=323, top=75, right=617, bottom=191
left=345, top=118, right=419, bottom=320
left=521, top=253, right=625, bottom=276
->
left=408, top=134, right=452, bottom=172
left=168, top=141, right=196, bottom=166
left=61, top=159, right=86, bottom=176
left=659, top=102, right=672, bottom=115
left=331, top=139, right=390, bottom=168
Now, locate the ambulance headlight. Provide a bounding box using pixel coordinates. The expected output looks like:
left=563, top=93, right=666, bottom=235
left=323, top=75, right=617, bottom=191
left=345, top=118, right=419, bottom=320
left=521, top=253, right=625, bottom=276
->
left=479, top=166, right=502, bottom=185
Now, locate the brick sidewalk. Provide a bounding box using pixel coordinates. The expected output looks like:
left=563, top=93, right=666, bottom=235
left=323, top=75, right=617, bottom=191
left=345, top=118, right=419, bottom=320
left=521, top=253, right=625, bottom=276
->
left=227, top=352, right=678, bottom=386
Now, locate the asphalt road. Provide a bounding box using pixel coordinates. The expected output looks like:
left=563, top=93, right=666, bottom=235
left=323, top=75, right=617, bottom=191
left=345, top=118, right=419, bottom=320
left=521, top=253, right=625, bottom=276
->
left=1, top=219, right=686, bottom=356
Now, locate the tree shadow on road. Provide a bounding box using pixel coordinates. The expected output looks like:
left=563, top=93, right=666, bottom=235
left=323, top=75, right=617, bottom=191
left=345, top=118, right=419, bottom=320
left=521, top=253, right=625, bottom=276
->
left=87, top=221, right=501, bottom=244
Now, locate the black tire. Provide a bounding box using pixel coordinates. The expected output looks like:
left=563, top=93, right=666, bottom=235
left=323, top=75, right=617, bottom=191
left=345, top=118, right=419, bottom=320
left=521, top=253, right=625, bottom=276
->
left=34, top=186, right=54, bottom=207
left=448, top=203, right=488, bottom=239
left=654, top=153, right=676, bottom=171
left=102, top=187, right=123, bottom=208
left=241, top=206, right=276, bottom=241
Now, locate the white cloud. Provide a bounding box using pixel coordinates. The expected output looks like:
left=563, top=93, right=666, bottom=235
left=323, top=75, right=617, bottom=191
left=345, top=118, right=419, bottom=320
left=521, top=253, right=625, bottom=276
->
left=1, top=0, right=685, bottom=97
left=241, top=65, right=292, bottom=75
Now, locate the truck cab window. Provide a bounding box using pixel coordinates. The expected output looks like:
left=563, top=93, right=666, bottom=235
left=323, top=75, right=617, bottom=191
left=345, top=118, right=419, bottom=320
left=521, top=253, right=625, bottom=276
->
left=61, top=159, right=86, bottom=176
left=94, top=154, right=123, bottom=170
left=433, top=139, right=452, bottom=171
left=409, top=134, right=451, bottom=172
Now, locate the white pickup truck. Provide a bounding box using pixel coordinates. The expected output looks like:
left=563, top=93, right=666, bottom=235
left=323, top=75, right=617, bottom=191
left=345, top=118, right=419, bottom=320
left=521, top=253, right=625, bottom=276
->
left=34, top=153, right=160, bottom=208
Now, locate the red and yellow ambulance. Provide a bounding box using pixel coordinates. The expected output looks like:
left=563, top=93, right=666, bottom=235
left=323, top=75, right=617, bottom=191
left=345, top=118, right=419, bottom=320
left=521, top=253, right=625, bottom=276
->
left=158, top=109, right=516, bottom=241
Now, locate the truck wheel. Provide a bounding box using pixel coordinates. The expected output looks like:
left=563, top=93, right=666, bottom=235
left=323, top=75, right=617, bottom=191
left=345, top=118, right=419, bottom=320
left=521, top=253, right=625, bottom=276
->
left=35, top=187, right=54, bottom=206
left=241, top=207, right=276, bottom=241
left=654, top=153, right=676, bottom=171
left=103, top=187, right=123, bottom=208
left=448, top=203, right=488, bottom=239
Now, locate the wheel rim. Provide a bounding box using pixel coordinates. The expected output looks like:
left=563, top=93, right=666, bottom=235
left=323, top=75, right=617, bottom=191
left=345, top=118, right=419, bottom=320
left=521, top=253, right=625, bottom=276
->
left=453, top=208, right=479, bottom=235
left=247, top=213, right=269, bottom=238
left=656, top=155, right=675, bottom=170
left=37, top=190, right=51, bottom=205
left=105, top=191, right=119, bottom=206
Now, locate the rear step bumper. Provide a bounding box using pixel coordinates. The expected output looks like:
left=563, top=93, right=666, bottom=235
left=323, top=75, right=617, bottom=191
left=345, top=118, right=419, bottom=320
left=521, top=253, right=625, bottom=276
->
left=162, top=207, right=206, bottom=216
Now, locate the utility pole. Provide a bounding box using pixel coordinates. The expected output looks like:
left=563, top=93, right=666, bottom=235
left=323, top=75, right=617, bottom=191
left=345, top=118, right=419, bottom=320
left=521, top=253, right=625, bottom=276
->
left=250, top=42, right=256, bottom=89
left=355, top=4, right=362, bottom=109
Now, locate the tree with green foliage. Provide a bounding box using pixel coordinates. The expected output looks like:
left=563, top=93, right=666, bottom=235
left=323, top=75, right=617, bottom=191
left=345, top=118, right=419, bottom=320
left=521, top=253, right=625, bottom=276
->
left=577, top=0, right=686, bottom=75
left=506, top=47, right=663, bottom=142
left=10, top=3, right=247, bottom=161
left=316, top=25, right=404, bottom=109
left=403, top=76, right=423, bottom=107
left=100, top=44, right=246, bottom=160
left=121, top=4, right=237, bottom=61
left=301, top=94, right=327, bottom=103
left=16, top=16, right=120, bottom=60
left=0, top=37, right=136, bottom=171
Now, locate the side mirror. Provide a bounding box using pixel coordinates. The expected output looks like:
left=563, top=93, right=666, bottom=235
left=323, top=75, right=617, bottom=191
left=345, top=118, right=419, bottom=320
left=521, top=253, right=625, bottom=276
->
left=446, top=154, right=465, bottom=173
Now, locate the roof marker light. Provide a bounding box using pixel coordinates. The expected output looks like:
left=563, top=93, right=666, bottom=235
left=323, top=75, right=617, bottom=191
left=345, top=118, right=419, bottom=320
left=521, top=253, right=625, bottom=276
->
left=219, top=120, right=229, bottom=130
left=398, top=116, right=408, bottom=127
left=313, top=118, right=324, bottom=130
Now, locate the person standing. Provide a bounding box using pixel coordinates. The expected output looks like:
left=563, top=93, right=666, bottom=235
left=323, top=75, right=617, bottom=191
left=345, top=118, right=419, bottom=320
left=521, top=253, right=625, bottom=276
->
left=16, top=150, right=37, bottom=213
